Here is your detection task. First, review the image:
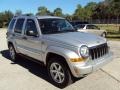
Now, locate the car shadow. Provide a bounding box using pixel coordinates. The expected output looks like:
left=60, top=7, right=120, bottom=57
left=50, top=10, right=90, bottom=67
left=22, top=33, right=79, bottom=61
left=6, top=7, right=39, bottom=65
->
left=0, top=49, right=84, bottom=89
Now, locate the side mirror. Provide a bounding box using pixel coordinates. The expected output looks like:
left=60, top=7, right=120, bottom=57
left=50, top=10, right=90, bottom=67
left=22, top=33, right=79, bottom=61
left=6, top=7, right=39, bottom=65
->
left=26, top=30, right=38, bottom=37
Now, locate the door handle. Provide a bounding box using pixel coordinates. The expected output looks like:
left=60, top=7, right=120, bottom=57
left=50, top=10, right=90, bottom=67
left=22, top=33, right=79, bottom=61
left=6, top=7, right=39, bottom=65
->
left=22, top=37, right=27, bottom=40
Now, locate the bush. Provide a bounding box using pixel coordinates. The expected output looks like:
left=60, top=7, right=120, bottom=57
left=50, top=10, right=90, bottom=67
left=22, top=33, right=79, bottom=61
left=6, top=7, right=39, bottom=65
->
left=0, top=22, right=3, bottom=28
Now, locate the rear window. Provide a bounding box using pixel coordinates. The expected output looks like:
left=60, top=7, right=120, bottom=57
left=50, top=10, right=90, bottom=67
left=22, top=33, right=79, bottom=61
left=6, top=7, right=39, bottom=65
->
left=14, top=18, right=25, bottom=33
left=86, top=25, right=99, bottom=30
left=75, top=24, right=85, bottom=29
left=8, top=19, right=16, bottom=31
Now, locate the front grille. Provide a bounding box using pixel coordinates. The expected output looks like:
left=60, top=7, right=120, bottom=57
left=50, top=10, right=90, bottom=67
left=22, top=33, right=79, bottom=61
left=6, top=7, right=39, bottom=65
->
left=89, top=43, right=109, bottom=60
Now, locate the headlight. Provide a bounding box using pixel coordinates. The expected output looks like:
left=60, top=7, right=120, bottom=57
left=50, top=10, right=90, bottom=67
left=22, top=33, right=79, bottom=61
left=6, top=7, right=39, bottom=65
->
left=80, top=45, right=89, bottom=58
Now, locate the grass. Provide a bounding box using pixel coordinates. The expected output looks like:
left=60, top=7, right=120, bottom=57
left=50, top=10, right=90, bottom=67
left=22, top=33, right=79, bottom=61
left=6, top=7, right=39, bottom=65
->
left=96, top=24, right=120, bottom=32
left=107, top=38, right=120, bottom=41
left=96, top=24, right=120, bottom=40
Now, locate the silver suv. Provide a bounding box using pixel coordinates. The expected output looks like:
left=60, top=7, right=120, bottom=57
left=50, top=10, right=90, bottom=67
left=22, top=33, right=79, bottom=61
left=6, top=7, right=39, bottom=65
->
left=7, top=15, right=113, bottom=88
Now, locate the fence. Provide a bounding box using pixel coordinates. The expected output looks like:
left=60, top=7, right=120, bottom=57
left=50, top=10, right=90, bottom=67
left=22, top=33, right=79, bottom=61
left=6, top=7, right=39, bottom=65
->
left=82, top=19, right=120, bottom=24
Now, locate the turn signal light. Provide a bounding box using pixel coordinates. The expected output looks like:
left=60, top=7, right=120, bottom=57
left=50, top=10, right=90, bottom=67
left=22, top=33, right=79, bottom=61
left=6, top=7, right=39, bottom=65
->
left=70, top=58, right=86, bottom=62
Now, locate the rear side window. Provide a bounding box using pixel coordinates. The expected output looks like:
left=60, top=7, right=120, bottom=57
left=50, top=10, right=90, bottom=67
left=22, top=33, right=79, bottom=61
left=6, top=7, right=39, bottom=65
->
left=14, top=18, right=25, bottom=33
left=8, top=19, right=16, bottom=31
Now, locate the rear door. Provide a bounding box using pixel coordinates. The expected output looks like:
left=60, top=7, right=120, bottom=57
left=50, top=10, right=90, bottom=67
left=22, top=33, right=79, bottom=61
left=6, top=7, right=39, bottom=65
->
left=13, top=18, right=25, bottom=53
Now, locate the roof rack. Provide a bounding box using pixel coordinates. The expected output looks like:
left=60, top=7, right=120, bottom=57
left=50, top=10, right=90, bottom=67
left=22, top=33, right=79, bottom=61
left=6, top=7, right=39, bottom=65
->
left=13, top=14, right=34, bottom=17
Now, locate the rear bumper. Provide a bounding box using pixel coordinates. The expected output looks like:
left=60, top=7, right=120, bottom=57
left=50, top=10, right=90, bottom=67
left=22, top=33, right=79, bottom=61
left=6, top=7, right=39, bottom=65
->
left=73, top=52, right=113, bottom=77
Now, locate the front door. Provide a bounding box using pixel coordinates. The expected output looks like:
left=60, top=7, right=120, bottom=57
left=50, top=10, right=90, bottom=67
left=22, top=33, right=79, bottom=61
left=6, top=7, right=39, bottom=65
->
left=21, top=19, right=42, bottom=61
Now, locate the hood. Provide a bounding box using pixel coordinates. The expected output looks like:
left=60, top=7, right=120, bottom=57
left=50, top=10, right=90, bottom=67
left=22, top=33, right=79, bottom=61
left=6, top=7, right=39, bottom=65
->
left=43, top=32, right=107, bottom=47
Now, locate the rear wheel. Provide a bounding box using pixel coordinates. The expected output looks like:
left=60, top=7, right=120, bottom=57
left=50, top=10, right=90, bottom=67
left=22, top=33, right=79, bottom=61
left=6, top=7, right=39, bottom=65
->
left=47, top=57, right=73, bottom=88
left=8, top=44, right=19, bottom=62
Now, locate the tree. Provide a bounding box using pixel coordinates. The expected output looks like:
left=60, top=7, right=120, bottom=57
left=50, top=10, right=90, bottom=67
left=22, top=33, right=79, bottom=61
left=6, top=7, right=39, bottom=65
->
left=84, top=2, right=97, bottom=20
left=0, top=13, right=3, bottom=28
left=36, top=6, right=51, bottom=15
left=25, top=13, right=34, bottom=16
left=15, top=10, right=22, bottom=16
left=53, top=8, right=63, bottom=17
left=110, top=0, right=120, bottom=23
left=2, top=11, right=13, bottom=26
left=73, top=4, right=85, bottom=20
left=92, top=0, right=120, bottom=20
left=64, top=14, right=72, bottom=21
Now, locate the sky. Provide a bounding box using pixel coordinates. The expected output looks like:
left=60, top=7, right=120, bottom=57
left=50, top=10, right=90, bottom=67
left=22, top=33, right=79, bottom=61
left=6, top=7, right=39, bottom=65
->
left=0, top=0, right=103, bottom=15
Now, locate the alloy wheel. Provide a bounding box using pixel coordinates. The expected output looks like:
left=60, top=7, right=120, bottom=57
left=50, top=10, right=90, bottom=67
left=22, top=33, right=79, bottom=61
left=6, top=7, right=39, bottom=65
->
left=50, top=62, right=65, bottom=84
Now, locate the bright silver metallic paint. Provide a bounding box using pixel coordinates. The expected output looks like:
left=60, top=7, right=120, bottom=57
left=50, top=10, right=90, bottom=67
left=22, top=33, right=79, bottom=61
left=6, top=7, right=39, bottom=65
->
left=7, top=16, right=113, bottom=78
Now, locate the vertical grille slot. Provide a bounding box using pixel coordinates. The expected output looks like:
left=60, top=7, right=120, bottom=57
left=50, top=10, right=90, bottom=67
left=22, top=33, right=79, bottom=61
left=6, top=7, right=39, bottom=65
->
left=89, top=43, right=108, bottom=60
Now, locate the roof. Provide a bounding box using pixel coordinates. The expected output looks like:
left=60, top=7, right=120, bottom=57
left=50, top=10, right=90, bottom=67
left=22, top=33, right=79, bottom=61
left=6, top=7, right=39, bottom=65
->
left=14, top=15, right=64, bottom=19
left=36, top=16, right=64, bottom=19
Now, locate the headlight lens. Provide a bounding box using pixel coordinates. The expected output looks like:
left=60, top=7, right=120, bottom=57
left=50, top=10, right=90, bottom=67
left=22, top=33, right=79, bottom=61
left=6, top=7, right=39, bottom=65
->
left=80, top=45, right=89, bottom=58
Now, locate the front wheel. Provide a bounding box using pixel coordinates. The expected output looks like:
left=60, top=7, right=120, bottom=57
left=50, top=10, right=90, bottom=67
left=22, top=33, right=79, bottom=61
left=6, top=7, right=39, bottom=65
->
left=47, top=57, right=73, bottom=88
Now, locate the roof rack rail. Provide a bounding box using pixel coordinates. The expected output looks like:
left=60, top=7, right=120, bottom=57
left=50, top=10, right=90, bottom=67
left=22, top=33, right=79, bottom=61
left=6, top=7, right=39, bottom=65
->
left=22, top=14, right=34, bottom=16
left=13, top=14, right=34, bottom=17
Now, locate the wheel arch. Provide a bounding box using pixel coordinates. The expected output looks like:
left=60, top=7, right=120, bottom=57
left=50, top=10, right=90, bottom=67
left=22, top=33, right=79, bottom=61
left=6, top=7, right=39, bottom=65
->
left=8, top=41, right=13, bottom=47
left=46, top=52, right=68, bottom=67
left=44, top=46, right=80, bottom=77
left=45, top=52, right=74, bottom=78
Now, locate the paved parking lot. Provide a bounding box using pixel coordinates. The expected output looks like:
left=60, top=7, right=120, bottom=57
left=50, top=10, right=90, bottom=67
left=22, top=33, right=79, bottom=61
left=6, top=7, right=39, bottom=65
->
left=0, top=28, right=120, bottom=90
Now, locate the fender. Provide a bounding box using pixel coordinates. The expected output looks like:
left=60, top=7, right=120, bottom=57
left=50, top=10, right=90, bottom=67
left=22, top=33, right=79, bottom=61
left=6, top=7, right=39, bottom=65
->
left=43, top=46, right=80, bottom=77
left=7, top=39, right=19, bottom=53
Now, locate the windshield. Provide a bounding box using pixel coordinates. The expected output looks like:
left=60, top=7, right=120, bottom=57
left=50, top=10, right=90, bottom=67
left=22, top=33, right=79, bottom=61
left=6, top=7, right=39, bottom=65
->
left=38, top=18, right=75, bottom=34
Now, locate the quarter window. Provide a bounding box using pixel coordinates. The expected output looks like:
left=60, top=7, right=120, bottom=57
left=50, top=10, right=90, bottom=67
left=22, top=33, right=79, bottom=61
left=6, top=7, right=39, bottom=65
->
left=9, top=19, right=16, bottom=31
left=14, top=18, right=25, bottom=33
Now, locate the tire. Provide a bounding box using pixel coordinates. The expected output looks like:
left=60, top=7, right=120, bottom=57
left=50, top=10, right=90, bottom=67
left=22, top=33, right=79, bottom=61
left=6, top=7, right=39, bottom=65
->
left=101, top=32, right=106, bottom=38
left=8, top=44, right=19, bottom=62
left=47, top=57, right=73, bottom=88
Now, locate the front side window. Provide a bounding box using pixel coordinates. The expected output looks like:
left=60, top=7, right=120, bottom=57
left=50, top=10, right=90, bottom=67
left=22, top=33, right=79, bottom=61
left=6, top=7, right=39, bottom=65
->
left=25, top=19, right=38, bottom=36
left=38, top=19, right=75, bottom=34
left=14, top=18, right=25, bottom=33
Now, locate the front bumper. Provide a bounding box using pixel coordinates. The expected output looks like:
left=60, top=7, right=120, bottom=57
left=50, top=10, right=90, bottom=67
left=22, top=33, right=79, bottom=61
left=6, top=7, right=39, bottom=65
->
left=73, top=52, right=113, bottom=77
